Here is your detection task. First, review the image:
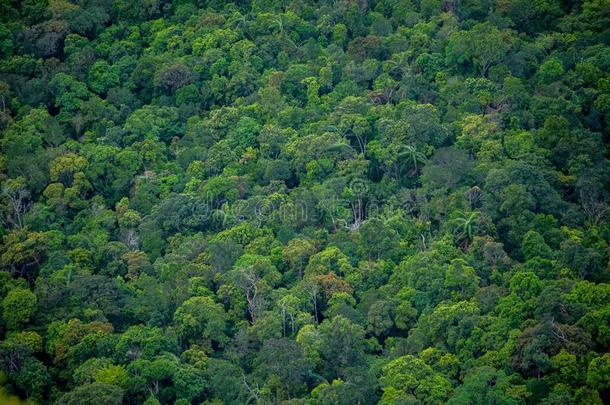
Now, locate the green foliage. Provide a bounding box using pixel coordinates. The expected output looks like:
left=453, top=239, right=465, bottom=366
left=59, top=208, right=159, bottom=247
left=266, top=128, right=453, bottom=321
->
left=448, top=366, right=519, bottom=405
left=57, top=382, right=124, bottom=405
left=173, top=296, right=228, bottom=348
left=2, top=288, right=37, bottom=330
left=0, top=0, right=608, bottom=403
left=380, top=355, right=452, bottom=404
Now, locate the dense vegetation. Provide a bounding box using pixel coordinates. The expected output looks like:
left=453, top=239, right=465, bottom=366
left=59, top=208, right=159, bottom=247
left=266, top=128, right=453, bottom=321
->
left=1, top=0, right=610, bottom=403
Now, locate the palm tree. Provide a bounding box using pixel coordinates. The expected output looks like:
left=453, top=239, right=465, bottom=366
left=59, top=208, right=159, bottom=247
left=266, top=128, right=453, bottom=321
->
left=322, top=139, right=356, bottom=159
left=451, top=210, right=480, bottom=248
left=272, top=15, right=296, bottom=48
left=272, top=15, right=284, bottom=35
left=229, top=13, right=247, bottom=32
left=384, top=53, right=411, bottom=79
left=399, top=145, right=426, bottom=173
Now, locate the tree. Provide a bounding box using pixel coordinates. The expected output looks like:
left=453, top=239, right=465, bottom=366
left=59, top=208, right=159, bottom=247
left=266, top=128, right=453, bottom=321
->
left=444, top=258, right=480, bottom=300
left=0, top=177, right=30, bottom=229
left=57, top=383, right=124, bottom=405
left=83, top=144, right=143, bottom=201
left=536, top=59, right=564, bottom=85
left=366, top=300, right=395, bottom=338
left=173, top=364, right=206, bottom=402
left=173, top=296, right=227, bottom=348
left=229, top=254, right=281, bottom=322
left=305, top=247, right=353, bottom=278
left=283, top=237, right=316, bottom=278
left=310, top=377, right=374, bottom=405
left=367, top=141, right=422, bottom=182
left=511, top=320, right=593, bottom=378
left=49, top=73, right=91, bottom=114
left=0, top=108, right=54, bottom=192
left=124, top=105, right=180, bottom=144
left=380, top=355, right=452, bottom=404
left=521, top=230, right=554, bottom=261
left=450, top=211, right=481, bottom=248
left=448, top=366, right=519, bottom=405
left=155, top=63, right=193, bottom=94
left=49, top=153, right=88, bottom=185
left=73, top=357, right=113, bottom=385
left=358, top=218, right=401, bottom=261
left=12, top=357, right=50, bottom=401
left=114, top=325, right=176, bottom=363
left=2, top=288, right=37, bottom=330
left=203, top=358, right=247, bottom=403
left=587, top=353, right=610, bottom=391
left=127, top=355, right=178, bottom=400
left=88, top=60, right=120, bottom=95
left=447, top=23, right=514, bottom=77
left=318, top=315, right=366, bottom=379
left=94, top=364, right=128, bottom=388
left=254, top=338, right=312, bottom=400
left=401, top=145, right=426, bottom=173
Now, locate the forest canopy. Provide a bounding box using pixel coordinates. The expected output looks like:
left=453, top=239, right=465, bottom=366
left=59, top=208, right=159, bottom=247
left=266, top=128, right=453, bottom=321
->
left=1, top=0, right=610, bottom=403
